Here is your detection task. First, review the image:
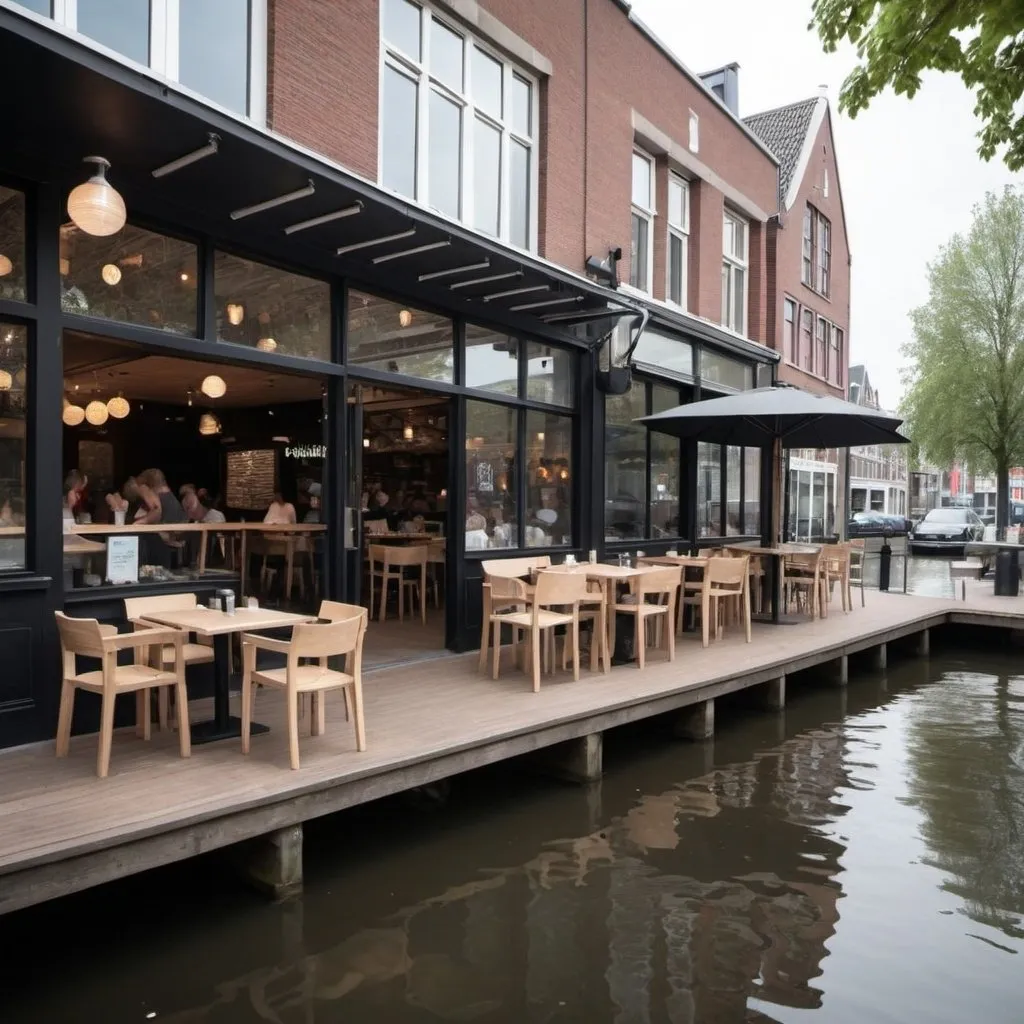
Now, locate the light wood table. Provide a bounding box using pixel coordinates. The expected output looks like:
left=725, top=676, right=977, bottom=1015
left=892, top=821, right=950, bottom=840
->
left=140, top=606, right=317, bottom=744
left=725, top=543, right=820, bottom=624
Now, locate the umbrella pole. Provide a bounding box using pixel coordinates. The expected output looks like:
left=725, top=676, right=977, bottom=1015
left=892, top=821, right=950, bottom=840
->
left=771, top=437, right=784, bottom=545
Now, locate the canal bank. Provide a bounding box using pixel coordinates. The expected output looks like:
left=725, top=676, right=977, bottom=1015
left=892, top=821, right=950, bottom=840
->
left=4, top=584, right=1024, bottom=915
left=4, top=641, right=1023, bottom=1024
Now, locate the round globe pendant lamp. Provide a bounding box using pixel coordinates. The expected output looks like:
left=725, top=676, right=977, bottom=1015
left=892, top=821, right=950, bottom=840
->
left=106, top=393, right=130, bottom=419
left=67, top=157, right=127, bottom=237
left=85, top=400, right=109, bottom=426
left=201, top=374, right=227, bottom=399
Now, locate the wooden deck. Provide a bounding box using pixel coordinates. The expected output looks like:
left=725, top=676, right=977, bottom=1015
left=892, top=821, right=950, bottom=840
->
left=2, top=584, right=1023, bottom=915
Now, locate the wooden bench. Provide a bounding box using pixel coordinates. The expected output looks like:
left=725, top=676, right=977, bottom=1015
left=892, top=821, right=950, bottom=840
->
left=949, top=559, right=985, bottom=601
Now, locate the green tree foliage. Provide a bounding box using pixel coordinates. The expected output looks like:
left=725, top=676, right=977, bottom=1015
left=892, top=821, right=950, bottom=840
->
left=811, top=0, right=1024, bottom=169
left=901, top=187, right=1024, bottom=529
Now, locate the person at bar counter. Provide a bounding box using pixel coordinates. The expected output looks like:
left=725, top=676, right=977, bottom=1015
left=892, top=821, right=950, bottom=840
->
left=136, top=468, right=187, bottom=567
left=364, top=490, right=390, bottom=525
left=64, top=469, right=88, bottom=523
left=264, top=490, right=297, bottom=526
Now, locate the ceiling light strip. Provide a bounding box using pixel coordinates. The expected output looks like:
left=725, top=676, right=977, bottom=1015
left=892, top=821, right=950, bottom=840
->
left=372, top=240, right=451, bottom=264
left=152, top=133, right=220, bottom=178
left=483, top=284, right=549, bottom=302
left=509, top=295, right=585, bottom=312
left=230, top=179, right=316, bottom=220
left=450, top=270, right=522, bottom=290
left=418, top=260, right=490, bottom=282
left=337, top=228, right=416, bottom=255
left=284, top=201, right=364, bottom=234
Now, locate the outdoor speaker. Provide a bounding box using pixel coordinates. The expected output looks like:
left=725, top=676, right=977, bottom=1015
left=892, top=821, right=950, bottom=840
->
left=597, top=366, right=632, bottom=395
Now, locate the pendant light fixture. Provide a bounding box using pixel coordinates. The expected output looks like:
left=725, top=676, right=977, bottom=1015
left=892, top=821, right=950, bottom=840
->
left=0, top=370, right=11, bottom=391
left=200, top=374, right=226, bottom=399
left=67, top=157, right=127, bottom=237
left=226, top=303, right=245, bottom=326
left=106, top=393, right=130, bottom=419
left=85, top=399, right=109, bottom=426
left=256, top=336, right=277, bottom=352
left=403, top=423, right=414, bottom=441
left=101, top=263, right=122, bottom=286
left=399, top=309, right=413, bottom=328
left=0, top=255, right=12, bottom=277
left=63, top=400, right=85, bottom=426
left=198, top=412, right=221, bottom=436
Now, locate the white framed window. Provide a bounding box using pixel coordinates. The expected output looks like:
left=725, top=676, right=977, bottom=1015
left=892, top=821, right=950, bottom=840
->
left=629, top=149, right=654, bottom=293
left=815, top=315, right=828, bottom=377
left=688, top=109, right=699, bottom=153
left=379, top=0, right=538, bottom=250
left=783, top=297, right=797, bottom=363
left=666, top=173, right=689, bottom=308
left=721, top=210, right=748, bottom=335
left=15, top=0, right=266, bottom=120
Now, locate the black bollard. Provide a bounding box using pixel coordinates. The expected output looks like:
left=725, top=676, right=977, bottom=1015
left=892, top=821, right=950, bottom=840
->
left=879, top=530, right=892, bottom=592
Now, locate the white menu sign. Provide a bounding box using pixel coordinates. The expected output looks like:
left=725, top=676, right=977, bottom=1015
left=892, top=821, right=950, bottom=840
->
left=106, top=535, right=139, bottom=584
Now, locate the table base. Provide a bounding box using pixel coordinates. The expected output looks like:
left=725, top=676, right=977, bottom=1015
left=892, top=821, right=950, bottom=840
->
left=190, top=716, right=269, bottom=745
left=751, top=613, right=806, bottom=626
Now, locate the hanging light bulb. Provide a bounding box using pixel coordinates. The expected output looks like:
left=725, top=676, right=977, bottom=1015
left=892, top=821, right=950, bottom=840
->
left=85, top=400, right=109, bottom=426
left=198, top=412, right=221, bottom=436
left=0, top=370, right=11, bottom=391
left=106, top=393, right=130, bottom=419
left=257, top=337, right=278, bottom=352
left=63, top=402, right=85, bottom=426
left=399, top=309, right=413, bottom=328
left=363, top=437, right=370, bottom=448
left=0, top=255, right=12, bottom=277
left=226, top=303, right=245, bottom=326
left=101, top=263, right=122, bottom=286
left=67, top=157, right=126, bottom=237
left=403, top=424, right=414, bottom=440
left=200, top=374, right=226, bottom=399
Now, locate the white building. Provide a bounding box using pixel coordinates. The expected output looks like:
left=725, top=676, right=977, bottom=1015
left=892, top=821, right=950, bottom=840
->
left=847, top=365, right=908, bottom=518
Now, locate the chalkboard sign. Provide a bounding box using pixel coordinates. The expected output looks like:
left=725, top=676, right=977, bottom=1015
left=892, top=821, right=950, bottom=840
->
left=225, top=449, right=276, bottom=510
left=106, top=535, right=139, bottom=584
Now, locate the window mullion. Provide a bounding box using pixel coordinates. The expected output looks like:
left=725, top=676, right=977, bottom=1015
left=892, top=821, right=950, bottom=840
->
left=154, top=0, right=175, bottom=79
left=61, top=0, right=77, bottom=30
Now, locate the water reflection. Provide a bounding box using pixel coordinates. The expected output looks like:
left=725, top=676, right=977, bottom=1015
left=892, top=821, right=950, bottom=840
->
left=905, top=671, right=1024, bottom=939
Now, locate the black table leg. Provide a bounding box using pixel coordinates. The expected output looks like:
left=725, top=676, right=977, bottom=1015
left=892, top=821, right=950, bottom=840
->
left=190, top=633, right=270, bottom=744
left=772, top=553, right=782, bottom=624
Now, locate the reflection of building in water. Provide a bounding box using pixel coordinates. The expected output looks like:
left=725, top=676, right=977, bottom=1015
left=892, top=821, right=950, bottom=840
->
left=142, top=723, right=852, bottom=1024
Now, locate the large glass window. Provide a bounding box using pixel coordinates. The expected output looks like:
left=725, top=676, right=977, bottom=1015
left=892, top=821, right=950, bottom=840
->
left=631, top=329, right=694, bottom=381
left=702, top=351, right=754, bottom=391
left=744, top=448, right=761, bottom=535
left=667, top=174, right=689, bottom=308
left=649, top=386, right=680, bottom=539
left=630, top=151, right=654, bottom=293
left=783, top=297, right=796, bottom=364
left=464, top=326, right=518, bottom=396
left=60, top=223, right=198, bottom=335
left=526, top=411, right=572, bottom=546
left=725, top=445, right=742, bottom=535
left=0, top=323, right=27, bottom=571
left=525, top=342, right=573, bottom=407
left=34, top=1, right=260, bottom=117
left=697, top=442, right=721, bottom=538
left=347, top=290, right=454, bottom=382
left=721, top=211, right=748, bottom=335
left=465, top=400, right=517, bottom=549
left=214, top=252, right=330, bottom=360
left=0, top=187, right=27, bottom=303
left=380, top=0, right=537, bottom=248
left=179, top=0, right=251, bottom=115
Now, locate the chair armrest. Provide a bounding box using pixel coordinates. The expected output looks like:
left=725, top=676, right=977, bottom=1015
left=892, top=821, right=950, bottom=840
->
left=104, top=627, right=181, bottom=650
left=240, top=633, right=293, bottom=654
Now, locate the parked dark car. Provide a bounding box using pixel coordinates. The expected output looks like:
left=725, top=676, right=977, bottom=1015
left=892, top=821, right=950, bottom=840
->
left=910, top=507, right=985, bottom=553
left=847, top=511, right=912, bottom=537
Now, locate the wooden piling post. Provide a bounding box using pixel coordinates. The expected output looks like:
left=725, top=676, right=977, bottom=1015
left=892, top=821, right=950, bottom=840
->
left=918, top=628, right=930, bottom=657
left=762, top=675, right=786, bottom=710
left=675, top=699, right=715, bottom=741
left=237, top=824, right=303, bottom=900
left=836, top=654, right=849, bottom=686
left=875, top=642, right=887, bottom=671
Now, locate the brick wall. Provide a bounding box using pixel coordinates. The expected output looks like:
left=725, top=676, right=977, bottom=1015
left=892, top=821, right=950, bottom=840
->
left=773, top=109, right=850, bottom=397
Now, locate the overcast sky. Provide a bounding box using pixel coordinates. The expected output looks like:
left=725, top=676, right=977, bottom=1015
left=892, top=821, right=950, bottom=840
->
left=631, top=0, right=1021, bottom=411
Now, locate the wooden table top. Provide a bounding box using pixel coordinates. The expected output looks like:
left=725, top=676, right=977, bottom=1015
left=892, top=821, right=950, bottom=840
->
left=725, top=543, right=820, bottom=557
left=543, top=563, right=647, bottom=579
left=63, top=537, right=106, bottom=555
left=141, top=606, right=316, bottom=637
left=639, top=554, right=709, bottom=567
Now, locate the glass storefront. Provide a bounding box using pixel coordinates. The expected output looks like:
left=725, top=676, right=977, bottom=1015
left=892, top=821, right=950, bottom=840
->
left=788, top=457, right=839, bottom=541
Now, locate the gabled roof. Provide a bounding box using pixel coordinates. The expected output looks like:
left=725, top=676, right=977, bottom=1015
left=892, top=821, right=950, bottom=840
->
left=743, top=97, right=819, bottom=205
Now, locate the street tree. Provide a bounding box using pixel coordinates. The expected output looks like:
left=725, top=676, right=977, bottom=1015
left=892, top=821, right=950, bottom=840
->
left=811, top=0, right=1024, bottom=170
left=901, top=187, right=1024, bottom=532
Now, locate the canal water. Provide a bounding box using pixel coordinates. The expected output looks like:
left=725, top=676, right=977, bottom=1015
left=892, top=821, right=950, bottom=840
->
left=5, top=635, right=1023, bottom=1023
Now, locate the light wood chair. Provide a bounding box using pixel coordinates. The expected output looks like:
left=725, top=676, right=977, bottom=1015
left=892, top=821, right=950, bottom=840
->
left=783, top=549, right=826, bottom=618
left=54, top=611, right=190, bottom=778
left=575, top=579, right=611, bottom=674
left=368, top=544, right=427, bottom=624
left=706, top=555, right=752, bottom=644
left=847, top=539, right=866, bottom=607
left=614, top=565, right=682, bottom=669
left=124, top=593, right=215, bottom=730
left=241, top=608, right=368, bottom=770
left=490, top=570, right=590, bottom=691
left=427, top=537, right=446, bottom=608
left=478, top=556, right=551, bottom=672
left=822, top=543, right=852, bottom=612
left=364, top=518, right=390, bottom=535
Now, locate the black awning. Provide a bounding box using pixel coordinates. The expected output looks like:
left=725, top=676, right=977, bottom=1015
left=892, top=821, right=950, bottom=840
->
left=0, top=9, right=640, bottom=348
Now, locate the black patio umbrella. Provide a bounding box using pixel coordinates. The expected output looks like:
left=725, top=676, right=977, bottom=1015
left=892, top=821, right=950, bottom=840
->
left=637, top=386, right=909, bottom=449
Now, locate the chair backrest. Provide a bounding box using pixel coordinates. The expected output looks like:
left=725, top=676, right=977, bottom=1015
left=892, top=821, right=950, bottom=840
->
left=54, top=610, right=108, bottom=659
left=383, top=544, right=428, bottom=568
left=822, top=542, right=849, bottom=569
left=318, top=599, right=365, bottom=622
left=291, top=609, right=367, bottom=662
left=534, top=570, right=590, bottom=606
left=427, top=538, right=446, bottom=559
left=707, top=555, right=748, bottom=588
left=365, top=519, right=390, bottom=535
left=489, top=575, right=528, bottom=601
left=785, top=549, right=823, bottom=574
left=482, top=555, right=551, bottom=579
left=124, top=592, right=199, bottom=620
left=634, top=565, right=682, bottom=598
